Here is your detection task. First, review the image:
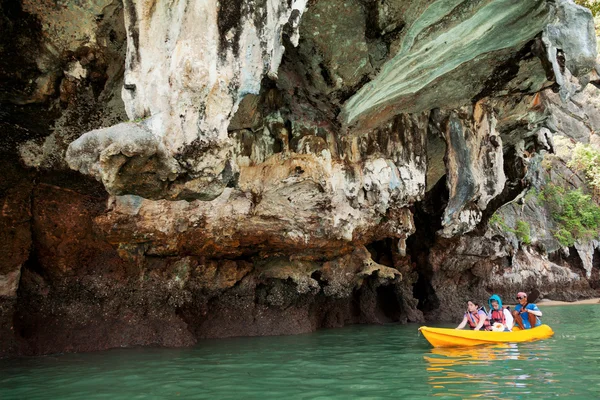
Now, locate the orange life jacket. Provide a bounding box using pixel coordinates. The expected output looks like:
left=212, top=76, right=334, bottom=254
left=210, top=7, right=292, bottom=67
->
left=490, top=308, right=506, bottom=325
left=466, top=310, right=491, bottom=330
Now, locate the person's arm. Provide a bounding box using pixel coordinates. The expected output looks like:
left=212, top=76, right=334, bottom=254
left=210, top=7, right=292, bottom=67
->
left=512, top=304, right=521, bottom=317
left=474, top=311, right=486, bottom=331
left=504, top=309, right=514, bottom=329
left=456, top=315, right=468, bottom=329
left=522, top=304, right=542, bottom=317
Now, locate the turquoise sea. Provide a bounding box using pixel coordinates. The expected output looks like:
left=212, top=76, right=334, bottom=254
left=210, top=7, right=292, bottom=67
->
left=1, top=304, right=599, bottom=399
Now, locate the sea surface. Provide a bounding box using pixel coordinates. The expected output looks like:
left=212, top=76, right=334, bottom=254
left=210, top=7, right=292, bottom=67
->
left=1, top=304, right=599, bottom=399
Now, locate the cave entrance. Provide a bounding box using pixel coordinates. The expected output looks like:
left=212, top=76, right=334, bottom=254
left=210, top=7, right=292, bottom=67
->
left=376, top=284, right=402, bottom=321
left=548, top=246, right=588, bottom=278
left=408, top=176, right=447, bottom=314
left=366, top=238, right=394, bottom=267
left=591, top=249, right=600, bottom=291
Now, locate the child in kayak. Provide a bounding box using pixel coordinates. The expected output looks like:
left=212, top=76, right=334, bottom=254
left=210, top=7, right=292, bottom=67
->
left=512, top=291, right=542, bottom=329
left=456, top=301, right=490, bottom=331
left=488, top=294, right=514, bottom=331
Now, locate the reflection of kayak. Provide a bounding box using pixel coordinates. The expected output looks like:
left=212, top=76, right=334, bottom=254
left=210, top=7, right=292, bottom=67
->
left=418, top=325, right=554, bottom=347
left=424, top=343, right=522, bottom=365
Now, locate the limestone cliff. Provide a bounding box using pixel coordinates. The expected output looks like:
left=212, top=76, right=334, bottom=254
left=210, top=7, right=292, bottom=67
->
left=1, top=0, right=599, bottom=356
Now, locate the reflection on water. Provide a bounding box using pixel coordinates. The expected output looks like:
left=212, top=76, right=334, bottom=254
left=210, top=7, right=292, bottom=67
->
left=424, top=342, right=559, bottom=398
left=426, top=343, right=529, bottom=365
left=0, top=305, right=599, bottom=399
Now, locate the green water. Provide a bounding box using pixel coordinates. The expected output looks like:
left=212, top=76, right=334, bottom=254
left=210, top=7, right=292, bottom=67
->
left=1, top=305, right=599, bottom=399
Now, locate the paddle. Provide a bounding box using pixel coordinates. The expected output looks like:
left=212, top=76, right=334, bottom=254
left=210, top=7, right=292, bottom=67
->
left=528, top=288, right=540, bottom=303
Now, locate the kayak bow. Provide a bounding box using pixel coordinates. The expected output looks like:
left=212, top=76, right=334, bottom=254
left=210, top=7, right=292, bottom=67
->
left=418, top=324, right=554, bottom=347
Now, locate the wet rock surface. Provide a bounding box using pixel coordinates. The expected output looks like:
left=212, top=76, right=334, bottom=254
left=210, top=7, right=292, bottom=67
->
left=1, top=0, right=600, bottom=356
left=10, top=184, right=416, bottom=355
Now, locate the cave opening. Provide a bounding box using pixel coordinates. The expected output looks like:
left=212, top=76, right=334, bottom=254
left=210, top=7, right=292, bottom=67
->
left=590, top=249, right=600, bottom=290
left=548, top=246, right=587, bottom=278
left=12, top=244, right=46, bottom=342
left=375, top=284, right=402, bottom=321
left=407, top=176, right=447, bottom=314
left=366, top=238, right=394, bottom=267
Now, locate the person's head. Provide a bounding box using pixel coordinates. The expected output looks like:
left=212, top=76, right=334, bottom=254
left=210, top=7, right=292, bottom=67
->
left=467, top=301, right=479, bottom=312
left=516, top=292, right=528, bottom=305
left=488, top=294, right=503, bottom=310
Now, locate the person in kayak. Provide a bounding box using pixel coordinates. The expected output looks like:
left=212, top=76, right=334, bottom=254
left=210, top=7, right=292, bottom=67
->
left=456, top=301, right=490, bottom=331
left=512, top=291, right=542, bottom=329
left=488, top=294, right=514, bottom=331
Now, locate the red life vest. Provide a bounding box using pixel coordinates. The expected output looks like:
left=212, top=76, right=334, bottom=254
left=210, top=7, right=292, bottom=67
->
left=466, top=310, right=491, bottom=330
left=490, top=309, right=506, bottom=325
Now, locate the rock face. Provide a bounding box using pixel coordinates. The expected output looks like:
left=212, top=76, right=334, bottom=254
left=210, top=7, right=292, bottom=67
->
left=342, top=0, right=552, bottom=128
left=2, top=0, right=600, bottom=356
left=66, top=0, right=310, bottom=201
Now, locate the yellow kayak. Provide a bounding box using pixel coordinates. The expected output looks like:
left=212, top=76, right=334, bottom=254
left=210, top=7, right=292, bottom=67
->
left=418, top=325, right=554, bottom=347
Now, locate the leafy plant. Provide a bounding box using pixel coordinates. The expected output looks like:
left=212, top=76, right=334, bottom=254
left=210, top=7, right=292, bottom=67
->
left=541, top=157, right=554, bottom=172
left=576, top=0, right=600, bottom=16
left=489, top=213, right=531, bottom=245
left=489, top=212, right=510, bottom=232
left=541, top=184, right=600, bottom=247
left=514, top=221, right=532, bottom=245
left=568, top=143, right=600, bottom=196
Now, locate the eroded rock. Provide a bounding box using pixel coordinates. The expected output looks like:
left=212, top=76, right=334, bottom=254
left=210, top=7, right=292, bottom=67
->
left=341, top=0, right=554, bottom=130
left=440, top=103, right=506, bottom=237
left=2, top=0, right=600, bottom=356
left=66, top=0, right=309, bottom=200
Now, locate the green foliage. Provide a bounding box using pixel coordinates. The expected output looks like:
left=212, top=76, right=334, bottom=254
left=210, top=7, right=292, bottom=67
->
left=541, top=184, right=600, bottom=247
left=514, top=221, right=532, bottom=245
left=489, top=213, right=531, bottom=245
left=576, top=0, right=600, bottom=16
left=568, top=143, right=600, bottom=195
left=489, top=212, right=510, bottom=232
left=541, top=157, right=554, bottom=172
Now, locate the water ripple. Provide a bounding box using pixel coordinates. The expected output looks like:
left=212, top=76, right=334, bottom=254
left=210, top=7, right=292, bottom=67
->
left=1, top=305, right=600, bottom=399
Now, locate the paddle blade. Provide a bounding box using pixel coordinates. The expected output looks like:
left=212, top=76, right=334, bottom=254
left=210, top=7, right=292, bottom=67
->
left=529, top=288, right=540, bottom=303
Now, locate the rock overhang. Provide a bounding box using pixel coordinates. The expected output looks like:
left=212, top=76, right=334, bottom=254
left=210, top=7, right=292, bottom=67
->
left=341, top=0, right=554, bottom=130
left=61, top=0, right=599, bottom=242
